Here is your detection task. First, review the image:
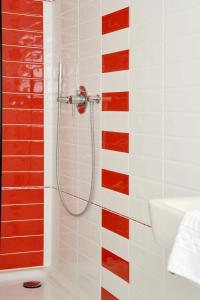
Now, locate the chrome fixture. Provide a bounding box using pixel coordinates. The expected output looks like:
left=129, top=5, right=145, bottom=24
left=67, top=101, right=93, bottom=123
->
left=56, top=63, right=100, bottom=216
left=57, top=63, right=101, bottom=114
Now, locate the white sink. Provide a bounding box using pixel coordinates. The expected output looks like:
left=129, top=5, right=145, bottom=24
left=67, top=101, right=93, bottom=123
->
left=149, top=197, right=200, bottom=250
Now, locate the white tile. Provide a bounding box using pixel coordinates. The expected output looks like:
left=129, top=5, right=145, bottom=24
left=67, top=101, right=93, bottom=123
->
left=102, top=29, right=129, bottom=54
left=101, top=268, right=129, bottom=300
left=129, top=197, right=151, bottom=226
left=101, top=149, right=129, bottom=174
left=102, top=0, right=129, bottom=16
left=130, top=155, right=162, bottom=182
left=102, top=228, right=129, bottom=260
left=102, top=112, right=129, bottom=132
left=130, top=112, right=162, bottom=135
left=102, top=71, right=129, bottom=92
left=101, top=187, right=129, bottom=217
left=165, top=160, right=200, bottom=192
left=165, top=113, right=200, bottom=138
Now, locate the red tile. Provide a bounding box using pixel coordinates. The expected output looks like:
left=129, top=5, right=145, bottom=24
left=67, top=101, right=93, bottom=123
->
left=2, top=13, right=43, bottom=32
left=2, top=61, right=43, bottom=78
left=2, top=94, right=43, bottom=109
left=2, top=125, right=43, bottom=140
left=2, top=157, right=44, bottom=171
left=1, top=236, right=43, bottom=254
left=1, top=188, right=44, bottom=205
left=2, top=29, right=43, bottom=47
left=2, top=141, right=44, bottom=156
left=101, top=288, right=118, bottom=300
left=0, top=252, right=43, bottom=270
left=102, top=209, right=129, bottom=239
left=2, top=109, right=43, bottom=125
left=2, top=0, right=43, bottom=16
left=2, top=45, right=43, bottom=63
left=102, top=131, right=129, bottom=153
left=2, top=172, right=44, bottom=187
left=102, top=169, right=129, bottom=195
left=2, top=204, right=44, bottom=221
left=1, top=220, right=43, bottom=237
left=102, top=50, right=129, bottom=73
left=102, top=248, right=129, bottom=282
left=2, top=78, right=43, bottom=94
left=102, top=92, right=129, bottom=112
left=102, top=7, right=129, bottom=35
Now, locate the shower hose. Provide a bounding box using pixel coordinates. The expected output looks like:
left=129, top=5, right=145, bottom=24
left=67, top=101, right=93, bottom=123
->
left=56, top=101, right=96, bottom=216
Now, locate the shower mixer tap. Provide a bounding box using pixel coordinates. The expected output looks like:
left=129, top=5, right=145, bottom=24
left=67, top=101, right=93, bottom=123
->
left=57, top=63, right=101, bottom=114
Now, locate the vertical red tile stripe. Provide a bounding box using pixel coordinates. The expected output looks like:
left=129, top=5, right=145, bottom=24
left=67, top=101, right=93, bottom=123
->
left=102, top=7, right=129, bottom=35
left=102, top=50, right=129, bottom=73
left=102, top=209, right=129, bottom=239
left=1, top=0, right=44, bottom=270
left=101, top=288, right=119, bottom=300
left=102, top=248, right=130, bottom=282
left=102, top=169, right=129, bottom=195
left=102, top=131, right=129, bottom=153
left=0, top=252, right=43, bottom=270
left=102, top=92, right=129, bottom=112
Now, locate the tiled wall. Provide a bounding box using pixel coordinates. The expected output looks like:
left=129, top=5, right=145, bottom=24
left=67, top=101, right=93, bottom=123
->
left=48, top=0, right=200, bottom=300
left=0, top=0, right=44, bottom=270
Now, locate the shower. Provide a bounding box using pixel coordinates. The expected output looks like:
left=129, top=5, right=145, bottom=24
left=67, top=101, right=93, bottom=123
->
left=56, top=64, right=101, bottom=216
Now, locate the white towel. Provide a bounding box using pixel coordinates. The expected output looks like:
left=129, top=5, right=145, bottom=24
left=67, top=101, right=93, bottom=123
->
left=168, top=210, right=200, bottom=285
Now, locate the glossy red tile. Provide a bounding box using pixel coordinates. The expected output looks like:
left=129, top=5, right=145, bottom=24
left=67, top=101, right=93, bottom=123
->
left=0, top=252, right=43, bottom=270
left=102, top=7, right=129, bottom=35
left=102, top=248, right=129, bottom=282
left=1, top=236, right=43, bottom=254
left=2, top=29, right=43, bottom=48
left=2, top=157, right=44, bottom=172
left=2, top=45, right=43, bottom=63
left=2, top=61, right=43, bottom=78
left=1, top=220, right=44, bottom=237
left=2, top=94, right=43, bottom=109
left=2, top=204, right=44, bottom=221
left=2, top=109, right=43, bottom=125
left=102, top=169, right=129, bottom=195
left=2, top=125, right=43, bottom=140
left=102, top=50, right=129, bottom=73
left=101, top=288, right=118, bottom=300
left=102, top=131, right=129, bottom=153
left=2, top=141, right=44, bottom=156
left=2, top=0, right=43, bottom=16
left=2, top=172, right=44, bottom=187
left=2, top=188, right=44, bottom=205
left=102, top=92, right=129, bottom=112
left=2, top=13, right=43, bottom=32
left=2, top=78, right=43, bottom=94
left=102, top=209, right=129, bottom=239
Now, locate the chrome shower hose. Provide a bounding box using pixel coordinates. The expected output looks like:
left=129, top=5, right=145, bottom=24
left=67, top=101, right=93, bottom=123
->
left=56, top=102, right=96, bottom=216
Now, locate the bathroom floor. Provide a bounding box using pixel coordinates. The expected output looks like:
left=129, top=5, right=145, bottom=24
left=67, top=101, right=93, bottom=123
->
left=0, top=277, right=76, bottom=300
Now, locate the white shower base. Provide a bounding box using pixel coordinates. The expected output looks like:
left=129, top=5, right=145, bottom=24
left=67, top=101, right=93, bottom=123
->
left=0, top=268, right=93, bottom=300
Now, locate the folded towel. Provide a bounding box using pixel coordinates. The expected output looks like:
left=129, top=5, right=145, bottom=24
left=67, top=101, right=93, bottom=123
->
left=168, top=210, right=200, bottom=285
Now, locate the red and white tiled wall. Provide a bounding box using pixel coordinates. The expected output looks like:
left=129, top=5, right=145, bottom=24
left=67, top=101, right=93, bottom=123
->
left=101, top=2, right=131, bottom=299
left=0, top=0, right=44, bottom=270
